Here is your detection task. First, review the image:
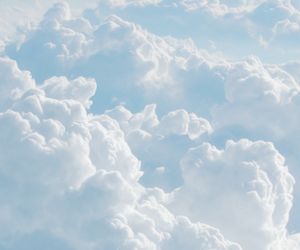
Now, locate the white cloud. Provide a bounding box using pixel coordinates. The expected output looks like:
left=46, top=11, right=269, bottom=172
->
left=0, top=56, right=243, bottom=249
left=211, top=55, right=300, bottom=142
left=161, top=216, right=242, bottom=250
left=169, top=139, right=295, bottom=250
left=1, top=2, right=300, bottom=249
left=106, top=0, right=162, bottom=8
left=6, top=4, right=229, bottom=115
left=105, top=104, right=212, bottom=189
left=11, top=2, right=300, bottom=118
left=158, top=109, right=213, bottom=139
left=223, top=56, right=299, bottom=105
left=5, top=0, right=300, bottom=192
left=41, top=76, right=97, bottom=108
left=0, top=57, right=35, bottom=111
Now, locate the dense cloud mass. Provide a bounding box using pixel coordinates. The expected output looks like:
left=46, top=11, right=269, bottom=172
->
left=0, top=55, right=241, bottom=250
left=170, top=140, right=294, bottom=250
left=1, top=1, right=300, bottom=250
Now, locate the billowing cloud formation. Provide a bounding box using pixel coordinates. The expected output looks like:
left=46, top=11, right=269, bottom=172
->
left=7, top=2, right=228, bottom=115
left=7, top=2, right=300, bottom=145
left=0, top=57, right=35, bottom=110
left=8, top=2, right=300, bottom=115
left=100, top=0, right=300, bottom=61
left=170, top=139, right=295, bottom=250
left=0, top=53, right=298, bottom=250
left=213, top=56, right=300, bottom=136
left=105, top=104, right=212, bottom=189
left=1, top=1, right=300, bottom=250
left=0, top=56, right=243, bottom=250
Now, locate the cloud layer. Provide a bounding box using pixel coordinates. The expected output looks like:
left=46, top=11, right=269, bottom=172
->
left=1, top=1, right=300, bottom=249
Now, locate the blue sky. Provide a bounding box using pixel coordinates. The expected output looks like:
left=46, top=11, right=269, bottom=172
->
left=0, top=1, right=300, bottom=249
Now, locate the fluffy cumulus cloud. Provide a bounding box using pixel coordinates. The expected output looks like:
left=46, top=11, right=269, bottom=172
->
left=10, top=2, right=241, bottom=120
left=0, top=55, right=242, bottom=250
left=105, top=104, right=212, bottom=190
left=0, top=57, right=35, bottom=110
left=169, top=139, right=295, bottom=250
left=96, top=0, right=300, bottom=60
left=1, top=1, right=300, bottom=250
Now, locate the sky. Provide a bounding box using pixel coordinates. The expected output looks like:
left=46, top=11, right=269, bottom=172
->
left=0, top=0, right=300, bottom=249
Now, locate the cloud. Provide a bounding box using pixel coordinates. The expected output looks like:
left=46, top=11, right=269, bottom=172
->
left=93, top=0, right=300, bottom=60
left=209, top=56, right=300, bottom=161
left=223, top=56, right=299, bottom=105
left=1, top=56, right=296, bottom=249
left=106, top=0, right=162, bottom=8
left=6, top=3, right=229, bottom=115
left=1, top=2, right=300, bottom=249
left=9, top=1, right=300, bottom=119
left=41, top=76, right=97, bottom=108
left=0, top=57, right=35, bottom=111
left=161, top=216, right=242, bottom=250
left=105, top=104, right=212, bottom=190
left=5, top=0, right=300, bottom=209
left=0, top=56, right=243, bottom=249
left=169, top=139, right=295, bottom=250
